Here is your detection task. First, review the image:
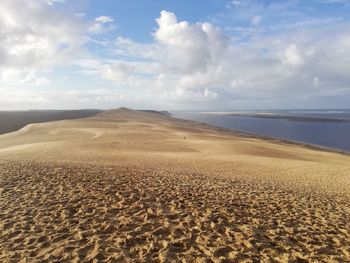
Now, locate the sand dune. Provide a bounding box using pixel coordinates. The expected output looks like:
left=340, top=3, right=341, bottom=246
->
left=1, top=108, right=350, bottom=262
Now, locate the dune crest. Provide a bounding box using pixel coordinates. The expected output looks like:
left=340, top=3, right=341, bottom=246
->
left=1, top=109, right=350, bottom=261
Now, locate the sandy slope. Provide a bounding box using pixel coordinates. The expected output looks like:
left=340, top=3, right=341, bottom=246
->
left=1, top=108, right=350, bottom=262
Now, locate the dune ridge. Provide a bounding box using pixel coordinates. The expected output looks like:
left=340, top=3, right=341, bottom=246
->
left=1, top=108, right=350, bottom=262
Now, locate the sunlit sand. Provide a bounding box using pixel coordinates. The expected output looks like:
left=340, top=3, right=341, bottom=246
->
left=1, top=108, right=349, bottom=262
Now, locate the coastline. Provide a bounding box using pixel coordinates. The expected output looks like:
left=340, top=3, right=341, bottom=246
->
left=171, top=111, right=350, bottom=155
left=0, top=109, right=348, bottom=156
left=199, top=111, right=350, bottom=122
left=1, top=108, right=350, bottom=262
left=171, top=115, right=350, bottom=156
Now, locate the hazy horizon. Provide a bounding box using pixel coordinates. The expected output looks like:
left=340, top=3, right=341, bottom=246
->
left=1, top=107, right=350, bottom=112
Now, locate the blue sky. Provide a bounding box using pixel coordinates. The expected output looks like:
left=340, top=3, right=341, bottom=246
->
left=86, top=0, right=226, bottom=41
left=0, top=0, right=349, bottom=110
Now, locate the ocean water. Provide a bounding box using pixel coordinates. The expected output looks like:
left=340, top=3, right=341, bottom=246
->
left=171, top=110, right=350, bottom=153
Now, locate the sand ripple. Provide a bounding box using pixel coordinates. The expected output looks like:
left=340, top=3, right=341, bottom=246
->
left=1, top=160, right=350, bottom=262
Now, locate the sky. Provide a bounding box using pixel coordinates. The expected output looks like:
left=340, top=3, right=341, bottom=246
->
left=0, top=0, right=350, bottom=110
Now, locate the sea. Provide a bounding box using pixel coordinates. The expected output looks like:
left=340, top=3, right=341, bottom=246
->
left=171, top=110, right=350, bottom=153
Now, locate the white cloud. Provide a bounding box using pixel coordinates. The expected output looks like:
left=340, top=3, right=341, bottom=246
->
left=251, top=15, right=262, bottom=26
left=45, top=0, right=65, bottom=6
left=114, top=37, right=158, bottom=60
left=154, top=11, right=229, bottom=74
left=18, top=70, right=51, bottom=86
left=77, top=11, right=230, bottom=104
left=89, top=16, right=115, bottom=34
left=0, top=0, right=85, bottom=85
left=1, top=3, right=350, bottom=109
left=76, top=59, right=158, bottom=82
left=0, top=86, right=139, bottom=110
left=280, top=44, right=304, bottom=67
left=95, top=16, right=114, bottom=23
left=75, top=10, right=350, bottom=108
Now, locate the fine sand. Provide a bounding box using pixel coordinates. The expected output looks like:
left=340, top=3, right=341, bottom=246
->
left=1, top=108, right=350, bottom=262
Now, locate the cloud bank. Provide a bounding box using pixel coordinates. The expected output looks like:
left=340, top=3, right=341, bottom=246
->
left=78, top=9, right=350, bottom=109
left=1, top=0, right=350, bottom=109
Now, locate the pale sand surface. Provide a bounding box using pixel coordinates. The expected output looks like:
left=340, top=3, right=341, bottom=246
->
left=1, top=108, right=350, bottom=262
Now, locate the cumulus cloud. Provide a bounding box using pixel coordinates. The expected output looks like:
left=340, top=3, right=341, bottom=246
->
left=280, top=44, right=304, bottom=67
left=79, top=11, right=229, bottom=103
left=1, top=2, right=350, bottom=109
left=76, top=9, right=350, bottom=108
left=154, top=10, right=229, bottom=73
left=0, top=0, right=85, bottom=85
